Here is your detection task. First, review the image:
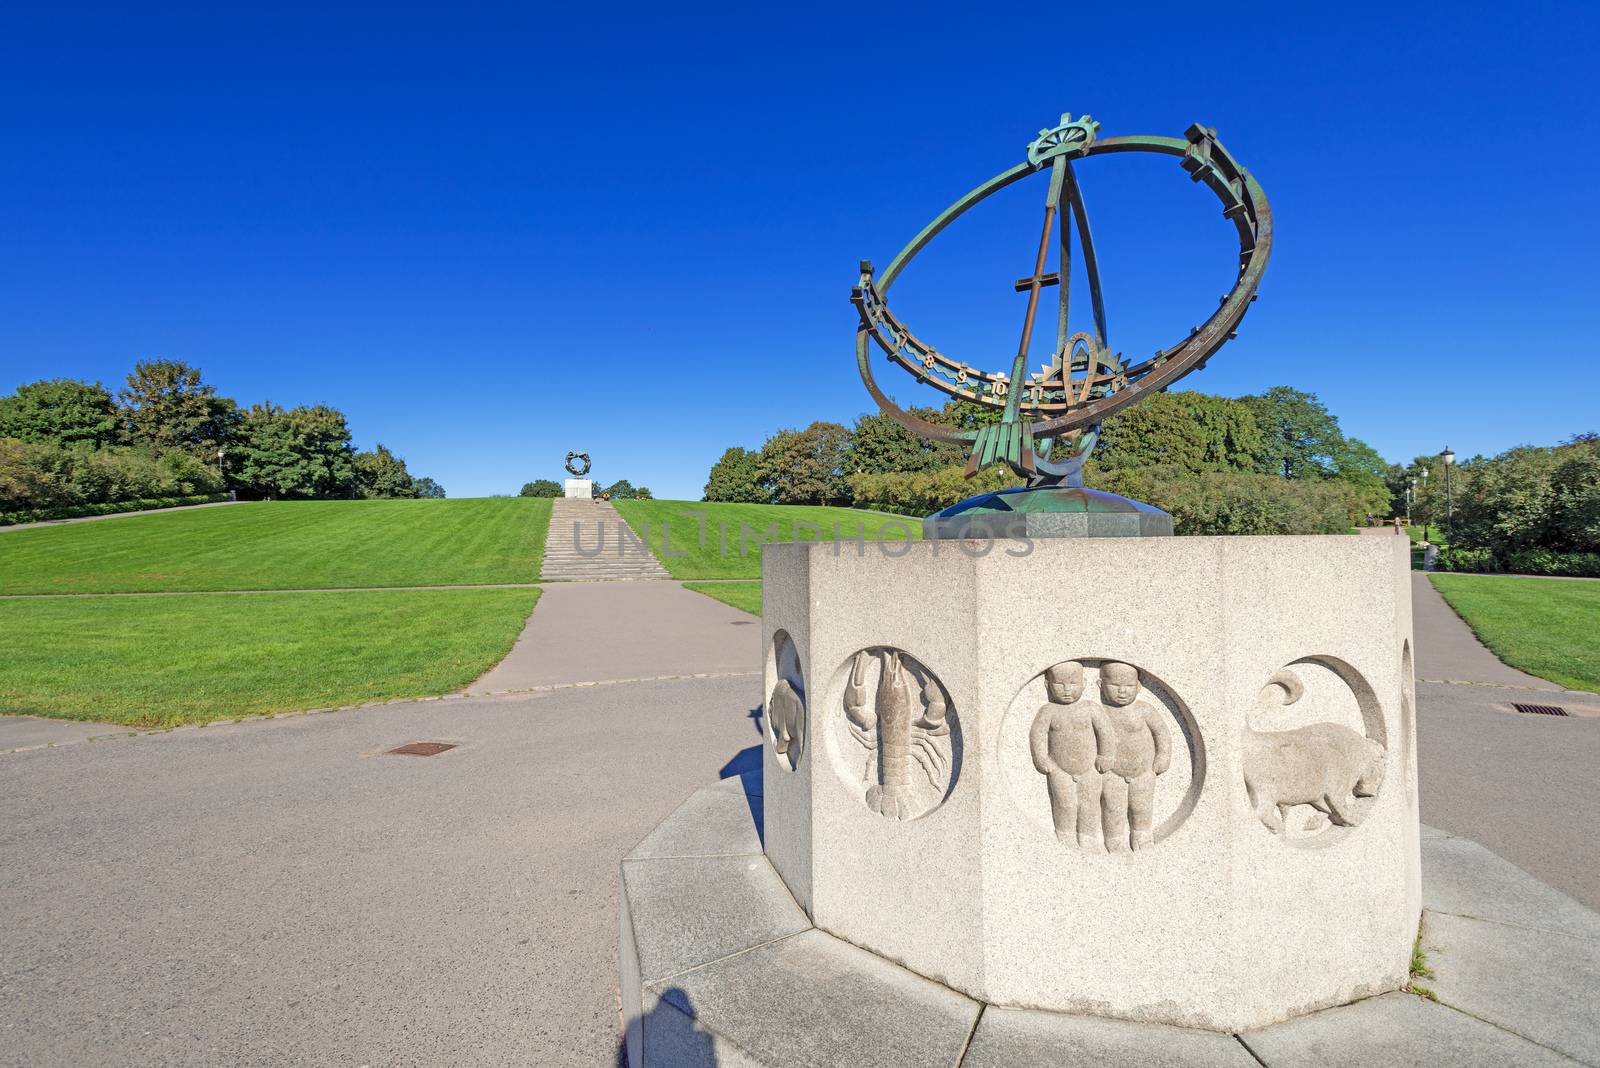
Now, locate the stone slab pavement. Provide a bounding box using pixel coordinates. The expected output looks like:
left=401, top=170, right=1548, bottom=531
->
left=468, top=580, right=761, bottom=694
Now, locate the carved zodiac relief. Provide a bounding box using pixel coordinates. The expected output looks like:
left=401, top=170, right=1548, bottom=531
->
left=1244, top=660, right=1387, bottom=842
left=1002, top=660, right=1200, bottom=852
left=840, top=648, right=957, bottom=820
left=1027, top=660, right=1177, bottom=852
left=768, top=679, right=805, bottom=770
left=766, top=630, right=806, bottom=772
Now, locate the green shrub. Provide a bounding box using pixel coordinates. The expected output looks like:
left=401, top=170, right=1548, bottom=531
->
left=0, top=438, right=223, bottom=513
left=1435, top=547, right=1496, bottom=573
left=1503, top=550, right=1600, bottom=578
left=1, top=493, right=230, bottom=527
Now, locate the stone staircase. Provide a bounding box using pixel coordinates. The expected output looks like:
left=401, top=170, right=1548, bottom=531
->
left=540, top=498, right=670, bottom=582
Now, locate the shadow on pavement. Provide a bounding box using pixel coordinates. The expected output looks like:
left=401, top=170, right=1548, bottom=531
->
left=718, top=744, right=764, bottom=846
left=618, top=988, right=718, bottom=1067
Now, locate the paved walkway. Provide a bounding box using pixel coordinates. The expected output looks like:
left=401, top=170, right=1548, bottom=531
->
left=468, top=580, right=760, bottom=694
left=0, top=499, right=239, bottom=532
left=540, top=498, right=669, bottom=581
left=3, top=565, right=1598, bottom=1065
left=1411, top=571, right=1561, bottom=689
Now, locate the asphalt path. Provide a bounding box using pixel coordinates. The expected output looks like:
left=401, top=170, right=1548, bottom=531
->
left=2, top=574, right=1598, bottom=1066
left=0, top=676, right=764, bottom=1067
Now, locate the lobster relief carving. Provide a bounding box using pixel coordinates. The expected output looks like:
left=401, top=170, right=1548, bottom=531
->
left=843, top=648, right=955, bottom=820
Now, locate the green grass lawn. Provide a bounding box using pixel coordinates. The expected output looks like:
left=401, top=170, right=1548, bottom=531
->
left=1430, top=574, right=1600, bottom=692
left=612, top=500, right=919, bottom=579
left=0, top=588, right=539, bottom=727
left=683, top=581, right=762, bottom=616
left=0, top=497, right=552, bottom=594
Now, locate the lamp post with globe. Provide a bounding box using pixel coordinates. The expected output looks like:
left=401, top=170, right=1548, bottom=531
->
left=1442, top=446, right=1456, bottom=541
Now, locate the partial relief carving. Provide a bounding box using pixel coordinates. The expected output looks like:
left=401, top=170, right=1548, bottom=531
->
left=1244, top=667, right=1386, bottom=838
left=766, top=630, right=806, bottom=772
left=768, top=679, right=805, bottom=769
left=1030, top=660, right=1172, bottom=852
left=842, top=648, right=955, bottom=820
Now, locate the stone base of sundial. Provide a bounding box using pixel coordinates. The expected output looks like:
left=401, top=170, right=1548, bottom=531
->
left=621, top=535, right=1422, bottom=1065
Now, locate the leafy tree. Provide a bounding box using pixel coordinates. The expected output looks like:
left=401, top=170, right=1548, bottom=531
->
left=0, top=379, right=119, bottom=448
left=1242, top=386, right=1344, bottom=480
left=1093, top=391, right=1263, bottom=475
left=229, top=402, right=356, bottom=499
left=602, top=479, right=650, bottom=500
left=759, top=421, right=852, bottom=505
left=353, top=444, right=419, bottom=499
left=118, top=360, right=239, bottom=455
left=413, top=477, right=446, bottom=499
left=847, top=409, right=962, bottom=476
left=520, top=479, right=562, bottom=498
left=703, top=447, right=768, bottom=503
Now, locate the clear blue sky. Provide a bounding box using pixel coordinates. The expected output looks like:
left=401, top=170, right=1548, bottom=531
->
left=2, top=4, right=1596, bottom=500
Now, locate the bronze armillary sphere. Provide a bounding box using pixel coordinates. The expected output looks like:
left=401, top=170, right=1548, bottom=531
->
left=852, top=113, right=1271, bottom=486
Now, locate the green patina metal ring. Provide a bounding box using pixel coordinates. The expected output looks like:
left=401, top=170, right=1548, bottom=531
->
left=851, top=114, right=1273, bottom=481
left=565, top=451, right=591, bottom=478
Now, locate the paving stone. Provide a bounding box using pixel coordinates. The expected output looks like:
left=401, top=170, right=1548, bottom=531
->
left=1424, top=910, right=1600, bottom=1065
left=627, top=779, right=764, bottom=862
left=649, top=928, right=979, bottom=1068
left=621, top=854, right=809, bottom=984
left=1422, top=835, right=1600, bottom=940
left=1419, top=822, right=1453, bottom=840
left=1240, top=991, right=1578, bottom=1067
left=962, top=1005, right=1257, bottom=1067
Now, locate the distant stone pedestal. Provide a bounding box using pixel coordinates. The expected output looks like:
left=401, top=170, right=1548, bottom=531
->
left=758, top=535, right=1419, bottom=1034
left=564, top=479, right=593, bottom=499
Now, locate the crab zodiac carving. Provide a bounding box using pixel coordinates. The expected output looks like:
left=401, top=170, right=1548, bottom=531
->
left=842, top=649, right=956, bottom=820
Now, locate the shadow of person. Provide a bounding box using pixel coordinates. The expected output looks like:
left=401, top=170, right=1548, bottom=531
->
left=718, top=744, right=764, bottom=846
left=618, top=987, right=719, bottom=1067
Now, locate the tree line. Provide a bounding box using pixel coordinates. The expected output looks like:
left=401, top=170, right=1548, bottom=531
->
left=1423, top=434, right=1600, bottom=576
left=0, top=361, right=442, bottom=521
left=518, top=478, right=653, bottom=499
left=705, top=386, right=1395, bottom=535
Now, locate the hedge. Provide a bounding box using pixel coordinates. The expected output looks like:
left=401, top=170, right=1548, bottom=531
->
left=0, top=493, right=231, bottom=527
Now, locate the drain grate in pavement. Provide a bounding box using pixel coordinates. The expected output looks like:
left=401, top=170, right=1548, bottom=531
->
left=387, top=741, right=459, bottom=756
left=1512, top=703, right=1569, bottom=717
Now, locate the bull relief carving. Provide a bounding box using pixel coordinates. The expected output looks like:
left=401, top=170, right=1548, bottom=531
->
left=842, top=648, right=956, bottom=820
left=1244, top=666, right=1386, bottom=839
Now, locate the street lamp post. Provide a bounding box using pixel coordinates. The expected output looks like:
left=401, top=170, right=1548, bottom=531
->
left=1420, top=467, right=1430, bottom=544
left=1441, top=446, right=1456, bottom=541
left=1406, top=478, right=1415, bottom=525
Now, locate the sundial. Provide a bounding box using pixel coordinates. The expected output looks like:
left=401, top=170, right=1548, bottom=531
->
left=852, top=113, right=1271, bottom=499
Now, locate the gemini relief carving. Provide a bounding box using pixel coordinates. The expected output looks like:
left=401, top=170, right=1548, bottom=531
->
left=1029, top=660, right=1173, bottom=852
left=842, top=648, right=955, bottom=820
left=1244, top=667, right=1386, bottom=837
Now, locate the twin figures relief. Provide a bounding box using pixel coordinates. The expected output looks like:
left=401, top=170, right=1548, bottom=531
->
left=1029, top=661, right=1172, bottom=852
left=768, top=640, right=1390, bottom=847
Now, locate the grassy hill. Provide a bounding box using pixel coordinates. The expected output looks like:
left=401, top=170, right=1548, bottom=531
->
left=612, top=499, right=918, bottom=580
left=0, top=497, right=552, bottom=594
left=1, top=588, right=538, bottom=727
left=1431, top=574, right=1600, bottom=692
left=0, top=498, right=553, bottom=726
